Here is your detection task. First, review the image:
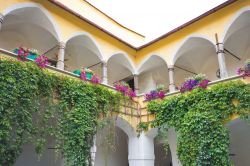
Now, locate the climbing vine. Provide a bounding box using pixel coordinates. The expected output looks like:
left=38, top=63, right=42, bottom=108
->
left=148, top=81, right=250, bottom=165
left=0, top=57, right=123, bottom=166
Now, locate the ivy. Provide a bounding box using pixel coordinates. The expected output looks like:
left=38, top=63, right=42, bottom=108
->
left=0, top=58, right=122, bottom=166
left=148, top=81, right=250, bottom=166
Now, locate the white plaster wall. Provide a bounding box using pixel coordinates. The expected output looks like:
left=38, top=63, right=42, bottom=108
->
left=168, top=128, right=182, bottom=166
left=139, top=72, right=156, bottom=94
left=227, top=118, right=250, bottom=166
left=95, top=127, right=129, bottom=166
left=154, top=140, right=172, bottom=166
left=138, top=65, right=169, bottom=94
left=14, top=139, right=62, bottom=166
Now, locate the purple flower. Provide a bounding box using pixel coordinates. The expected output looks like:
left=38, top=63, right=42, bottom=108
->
left=144, top=93, right=152, bottom=101
left=150, top=90, right=158, bottom=99
left=237, top=67, right=244, bottom=75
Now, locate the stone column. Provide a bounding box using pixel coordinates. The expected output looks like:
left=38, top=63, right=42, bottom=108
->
left=101, top=62, right=108, bottom=84
left=128, top=133, right=155, bottom=166
left=133, top=74, right=139, bottom=95
left=168, top=65, right=176, bottom=92
left=56, top=42, right=65, bottom=70
left=168, top=128, right=182, bottom=166
left=90, top=135, right=97, bottom=166
left=216, top=43, right=228, bottom=78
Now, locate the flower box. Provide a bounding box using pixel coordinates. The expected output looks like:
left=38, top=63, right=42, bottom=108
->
left=85, top=72, right=93, bottom=80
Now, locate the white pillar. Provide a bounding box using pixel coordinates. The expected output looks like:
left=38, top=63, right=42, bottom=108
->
left=216, top=43, right=228, bottom=78
left=133, top=74, right=139, bottom=95
left=56, top=42, right=65, bottom=70
left=90, top=135, right=97, bottom=166
left=101, top=62, right=108, bottom=84
left=168, top=128, right=182, bottom=166
left=0, top=13, right=3, bottom=30
left=168, top=65, right=176, bottom=92
left=128, top=133, right=155, bottom=166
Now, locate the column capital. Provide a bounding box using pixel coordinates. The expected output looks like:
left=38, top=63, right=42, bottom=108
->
left=101, top=61, right=107, bottom=66
left=0, top=13, right=4, bottom=24
left=168, top=65, right=175, bottom=71
left=58, top=41, right=65, bottom=49
left=133, top=73, right=139, bottom=77
left=216, top=42, right=224, bottom=53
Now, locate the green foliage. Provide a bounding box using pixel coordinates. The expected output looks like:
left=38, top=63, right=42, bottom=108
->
left=0, top=58, right=122, bottom=166
left=137, top=122, right=149, bottom=133
left=149, top=80, right=250, bottom=166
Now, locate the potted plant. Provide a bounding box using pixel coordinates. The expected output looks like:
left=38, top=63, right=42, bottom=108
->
left=180, top=73, right=209, bottom=93
left=84, top=68, right=93, bottom=80
left=144, top=84, right=166, bottom=101
left=14, top=47, right=39, bottom=60
left=114, top=81, right=136, bottom=99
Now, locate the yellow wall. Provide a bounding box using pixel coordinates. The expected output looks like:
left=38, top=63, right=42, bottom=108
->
left=0, top=0, right=137, bottom=63
left=1, top=0, right=250, bottom=71
left=135, top=0, right=250, bottom=67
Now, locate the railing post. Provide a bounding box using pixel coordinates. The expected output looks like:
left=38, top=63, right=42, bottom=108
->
left=0, top=13, right=4, bottom=30
left=134, top=74, right=139, bottom=94
left=101, top=61, right=108, bottom=84
left=56, top=41, right=65, bottom=70
left=168, top=65, right=176, bottom=92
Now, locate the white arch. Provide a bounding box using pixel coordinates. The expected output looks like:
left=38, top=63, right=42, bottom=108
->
left=107, top=52, right=137, bottom=74
left=222, top=7, right=250, bottom=43
left=65, top=32, right=104, bottom=61
left=3, top=2, right=62, bottom=41
left=115, top=116, right=137, bottom=138
left=170, top=35, right=216, bottom=65
left=137, top=54, right=168, bottom=74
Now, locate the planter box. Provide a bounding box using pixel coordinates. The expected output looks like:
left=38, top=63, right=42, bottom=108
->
left=86, top=72, right=92, bottom=80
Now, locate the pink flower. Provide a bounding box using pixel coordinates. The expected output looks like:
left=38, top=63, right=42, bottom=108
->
left=91, top=75, right=100, bottom=84
left=17, top=47, right=29, bottom=61
left=128, top=90, right=136, bottom=98
left=198, top=79, right=209, bottom=89
left=35, top=55, right=49, bottom=69
left=158, top=91, right=165, bottom=99
left=80, top=72, right=87, bottom=81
